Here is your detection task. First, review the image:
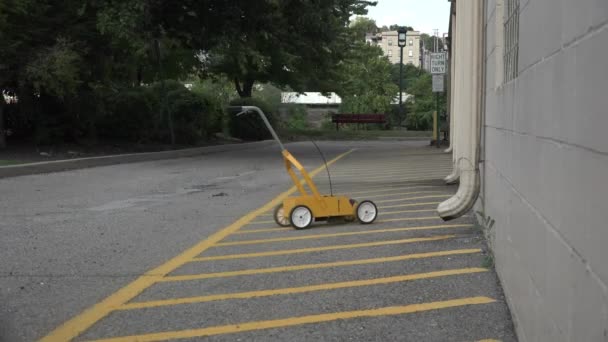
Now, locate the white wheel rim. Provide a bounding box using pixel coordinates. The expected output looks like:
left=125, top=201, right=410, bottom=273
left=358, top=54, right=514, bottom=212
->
left=276, top=208, right=289, bottom=226
left=292, top=207, right=312, bottom=228
left=358, top=202, right=377, bottom=223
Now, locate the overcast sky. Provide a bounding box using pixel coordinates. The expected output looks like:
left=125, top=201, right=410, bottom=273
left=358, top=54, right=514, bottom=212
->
left=360, top=0, right=451, bottom=35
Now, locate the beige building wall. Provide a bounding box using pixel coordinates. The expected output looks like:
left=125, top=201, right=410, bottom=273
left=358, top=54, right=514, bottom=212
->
left=473, top=0, right=608, bottom=341
left=372, top=31, right=421, bottom=66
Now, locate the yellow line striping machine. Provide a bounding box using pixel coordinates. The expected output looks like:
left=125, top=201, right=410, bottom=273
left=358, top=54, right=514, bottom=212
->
left=230, top=106, right=378, bottom=229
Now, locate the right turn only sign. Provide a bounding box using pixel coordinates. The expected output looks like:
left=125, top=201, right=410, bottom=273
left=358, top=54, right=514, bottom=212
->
left=430, top=53, right=447, bottom=74
left=431, top=53, right=447, bottom=93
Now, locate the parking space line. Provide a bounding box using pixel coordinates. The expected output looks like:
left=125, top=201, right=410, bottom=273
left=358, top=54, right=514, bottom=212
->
left=337, top=174, right=452, bottom=182
left=362, top=190, right=444, bottom=199
left=161, top=249, right=482, bottom=282
left=237, top=216, right=455, bottom=235
left=381, top=209, right=438, bottom=215
left=88, top=297, right=496, bottom=342
left=379, top=202, right=444, bottom=209
left=192, top=235, right=456, bottom=262
left=348, top=185, right=445, bottom=195
left=215, top=224, right=472, bottom=246
left=119, top=268, right=488, bottom=310
left=375, top=195, right=452, bottom=204
left=331, top=168, right=454, bottom=177
left=40, top=149, right=355, bottom=342
left=248, top=220, right=276, bottom=225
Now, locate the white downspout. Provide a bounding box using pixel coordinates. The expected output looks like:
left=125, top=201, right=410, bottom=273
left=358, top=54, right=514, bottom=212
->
left=444, top=10, right=457, bottom=154
left=444, top=8, right=461, bottom=185
left=438, top=0, right=484, bottom=220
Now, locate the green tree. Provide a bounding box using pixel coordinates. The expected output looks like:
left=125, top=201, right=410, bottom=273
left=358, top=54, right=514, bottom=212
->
left=203, top=0, right=376, bottom=98
left=350, top=16, right=379, bottom=40
left=421, top=33, right=445, bottom=52
left=337, top=43, right=398, bottom=115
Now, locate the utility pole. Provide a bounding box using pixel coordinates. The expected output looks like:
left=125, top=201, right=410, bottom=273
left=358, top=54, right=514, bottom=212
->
left=397, top=27, right=408, bottom=127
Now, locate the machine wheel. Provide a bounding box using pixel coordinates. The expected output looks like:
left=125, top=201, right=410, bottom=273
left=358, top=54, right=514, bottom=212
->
left=356, top=200, right=378, bottom=224
left=273, top=205, right=291, bottom=227
left=290, top=205, right=314, bottom=229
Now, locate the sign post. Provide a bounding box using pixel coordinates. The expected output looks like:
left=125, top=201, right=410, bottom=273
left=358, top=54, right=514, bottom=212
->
left=431, top=53, right=446, bottom=148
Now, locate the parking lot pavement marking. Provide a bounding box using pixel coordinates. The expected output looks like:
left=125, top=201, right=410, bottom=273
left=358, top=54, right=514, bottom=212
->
left=216, top=224, right=471, bottom=246
left=348, top=185, right=446, bottom=195
left=379, top=202, right=446, bottom=209
left=337, top=173, right=453, bottom=182
left=248, top=220, right=276, bottom=224
left=374, top=194, right=454, bottom=203
left=191, top=235, right=456, bottom=262
left=39, top=149, right=355, bottom=342
left=161, top=249, right=482, bottom=282
left=380, top=209, right=439, bottom=215
left=86, top=297, right=496, bottom=342
left=331, top=168, right=454, bottom=177
left=375, top=195, right=453, bottom=204
left=236, top=216, right=461, bottom=235
left=119, top=268, right=488, bottom=310
left=361, top=190, right=444, bottom=199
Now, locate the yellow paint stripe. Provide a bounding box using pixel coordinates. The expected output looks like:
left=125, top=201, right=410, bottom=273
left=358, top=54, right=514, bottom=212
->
left=332, top=168, right=452, bottom=175
left=161, top=249, right=481, bottom=282
left=88, top=297, right=496, bottom=342
left=119, top=268, right=488, bottom=310
left=40, top=149, right=355, bottom=342
left=337, top=173, right=452, bottom=181
left=215, top=224, right=471, bottom=246
left=379, top=202, right=443, bottom=209
left=347, top=184, right=445, bottom=195
left=192, top=235, right=456, bottom=262
left=381, top=209, right=438, bottom=215
left=332, top=168, right=453, bottom=177
left=362, top=190, right=444, bottom=199
left=375, top=195, right=452, bottom=204
left=248, top=220, right=276, bottom=225
left=236, top=227, right=293, bottom=234
left=236, top=216, right=449, bottom=235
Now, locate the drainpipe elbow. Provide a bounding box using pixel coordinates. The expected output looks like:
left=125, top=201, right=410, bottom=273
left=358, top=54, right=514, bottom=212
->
left=437, top=168, right=480, bottom=221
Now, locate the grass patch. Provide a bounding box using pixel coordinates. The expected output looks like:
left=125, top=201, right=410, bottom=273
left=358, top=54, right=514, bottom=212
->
left=482, top=255, right=495, bottom=268
left=0, top=160, right=22, bottom=166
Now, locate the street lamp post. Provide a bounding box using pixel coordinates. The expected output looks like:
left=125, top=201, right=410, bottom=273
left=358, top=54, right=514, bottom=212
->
left=397, top=27, right=407, bottom=127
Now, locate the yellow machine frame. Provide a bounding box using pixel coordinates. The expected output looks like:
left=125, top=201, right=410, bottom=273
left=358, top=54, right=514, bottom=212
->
left=231, top=105, right=377, bottom=229
left=281, top=150, right=355, bottom=219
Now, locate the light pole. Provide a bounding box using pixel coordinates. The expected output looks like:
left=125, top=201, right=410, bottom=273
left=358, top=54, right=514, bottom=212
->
left=397, top=27, right=407, bottom=127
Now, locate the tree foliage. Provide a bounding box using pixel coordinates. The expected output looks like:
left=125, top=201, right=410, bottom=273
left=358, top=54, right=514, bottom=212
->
left=337, top=43, right=398, bottom=114
left=203, top=0, right=376, bottom=97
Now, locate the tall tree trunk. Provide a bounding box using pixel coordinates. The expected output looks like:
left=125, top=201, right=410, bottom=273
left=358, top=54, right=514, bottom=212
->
left=0, top=94, right=6, bottom=149
left=234, top=78, right=255, bottom=98
left=241, top=79, right=254, bottom=98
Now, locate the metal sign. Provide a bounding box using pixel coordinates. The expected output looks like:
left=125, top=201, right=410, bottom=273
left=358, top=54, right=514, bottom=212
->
left=432, top=74, right=445, bottom=93
left=430, top=53, right=447, bottom=74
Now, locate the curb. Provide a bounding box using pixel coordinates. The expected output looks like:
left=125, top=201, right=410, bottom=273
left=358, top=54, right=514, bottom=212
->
left=0, top=141, right=275, bottom=179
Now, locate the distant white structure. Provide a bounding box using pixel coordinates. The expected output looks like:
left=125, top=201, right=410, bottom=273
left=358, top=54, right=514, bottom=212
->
left=281, top=92, right=411, bottom=105
left=281, top=92, right=341, bottom=105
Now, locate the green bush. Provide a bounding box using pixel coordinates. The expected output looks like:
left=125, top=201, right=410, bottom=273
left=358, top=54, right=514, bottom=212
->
left=98, top=87, right=157, bottom=142
left=284, top=105, right=308, bottom=130
left=166, top=87, right=208, bottom=145
left=228, top=98, right=277, bottom=141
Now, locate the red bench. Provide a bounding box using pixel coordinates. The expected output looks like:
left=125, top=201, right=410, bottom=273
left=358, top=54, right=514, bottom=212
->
left=331, top=114, right=387, bottom=131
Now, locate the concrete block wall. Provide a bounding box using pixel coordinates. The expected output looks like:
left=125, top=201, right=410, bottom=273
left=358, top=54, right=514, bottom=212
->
left=479, top=0, right=608, bottom=340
